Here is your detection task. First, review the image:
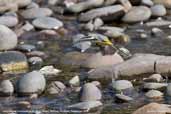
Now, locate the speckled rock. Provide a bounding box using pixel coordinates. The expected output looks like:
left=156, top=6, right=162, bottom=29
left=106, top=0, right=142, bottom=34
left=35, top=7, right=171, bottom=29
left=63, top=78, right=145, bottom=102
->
left=0, top=51, right=28, bottom=72
left=133, top=103, right=171, bottom=114
left=79, top=5, right=125, bottom=22
left=122, top=6, right=151, bottom=23
left=32, top=17, right=63, bottom=29
left=0, top=24, right=18, bottom=50
left=0, top=80, right=14, bottom=96
left=80, top=83, right=102, bottom=102
left=151, top=4, right=166, bottom=17
left=20, top=8, right=53, bottom=19
left=28, top=56, right=43, bottom=65
left=17, top=71, right=46, bottom=96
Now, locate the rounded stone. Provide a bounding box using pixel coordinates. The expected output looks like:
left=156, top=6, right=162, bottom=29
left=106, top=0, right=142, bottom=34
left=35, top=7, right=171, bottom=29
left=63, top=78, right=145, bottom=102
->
left=20, top=8, right=53, bottom=19
left=151, top=4, right=166, bottom=17
left=122, top=6, right=151, bottom=23
left=143, top=82, right=167, bottom=90
left=115, top=94, right=133, bottom=102
left=28, top=56, right=43, bottom=65
left=152, top=0, right=171, bottom=9
left=112, top=80, right=133, bottom=91
left=80, top=83, right=102, bottom=102
left=47, top=81, right=66, bottom=95
left=17, top=44, right=36, bottom=52
left=0, top=80, right=14, bottom=96
left=0, top=51, right=28, bottom=72
left=0, top=24, right=18, bottom=50
left=144, top=74, right=163, bottom=82
left=32, top=17, right=63, bottom=29
left=0, top=15, right=18, bottom=27
left=17, top=71, right=46, bottom=95
left=141, top=0, right=154, bottom=6
left=145, top=90, right=163, bottom=98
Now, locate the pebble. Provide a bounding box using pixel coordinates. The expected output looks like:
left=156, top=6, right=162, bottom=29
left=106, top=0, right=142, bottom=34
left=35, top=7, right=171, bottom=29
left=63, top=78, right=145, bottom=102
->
left=39, top=65, right=61, bottom=76
left=20, top=8, right=53, bottom=19
left=146, top=19, right=171, bottom=27
left=143, top=82, right=167, bottom=90
left=151, top=4, right=166, bottom=17
left=32, top=17, right=63, bottom=30
left=145, top=90, right=163, bottom=99
left=17, top=44, right=36, bottom=52
left=21, top=22, right=34, bottom=32
left=122, top=6, right=151, bottom=23
left=27, top=2, right=39, bottom=9
left=80, top=83, right=102, bottom=102
left=144, top=74, right=163, bottom=82
left=0, top=80, right=14, bottom=96
left=79, top=5, right=125, bottom=22
left=133, top=103, right=171, bottom=114
left=115, top=94, right=133, bottom=102
left=152, top=0, right=171, bottom=9
left=0, top=51, right=28, bottom=72
left=151, top=27, right=163, bottom=37
left=141, top=0, right=154, bottom=6
left=112, top=80, right=133, bottom=91
left=28, top=56, right=43, bottom=65
left=0, top=24, right=18, bottom=50
left=47, top=81, right=66, bottom=95
left=69, top=75, right=80, bottom=87
left=17, top=71, right=46, bottom=96
left=17, top=101, right=31, bottom=109
left=26, top=51, right=46, bottom=58
left=0, top=15, right=18, bottom=27
left=67, top=101, right=102, bottom=110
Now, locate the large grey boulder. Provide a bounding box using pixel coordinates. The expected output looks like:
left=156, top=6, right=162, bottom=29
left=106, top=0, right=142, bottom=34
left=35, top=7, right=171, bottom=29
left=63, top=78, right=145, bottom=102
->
left=78, top=5, right=125, bottom=22
left=17, top=71, right=46, bottom=96
left=80, top=83, right=102, bottom=102
left=122, top=6, right=151, bottom=23
left=0, top=24, right=18, bottom=50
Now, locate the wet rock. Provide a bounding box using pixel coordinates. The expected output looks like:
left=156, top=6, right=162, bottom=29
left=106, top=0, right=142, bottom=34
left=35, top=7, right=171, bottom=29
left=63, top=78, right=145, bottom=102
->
left=47, top=81, right=66, bottom=95
left=66, top=0, right=104, bottom=13
left=39, top=66, right=61, bottom=76
left=151, top=4, right=166, bottom=17
left=0, top=51, right=28, bottom=72
left=20, top=8, right=53, bottom=19
left=21, top=22, right=34, bottom=32
left=0, top=80, right=14, bottom=96
left=0, top=24, right=18, bottom=50
left=143, top=82, right=167, bottom=90
left=146, top=19, right=171, bottom=26
left=28, top=56, right=43, bottom=65
left=115, top=94, right=133, bottom=102
left=133, top=102, right=171, bottom=114
left=69, top=75, right=80, bottom=87
left=48, top=0, right=60, bottom=5
left=17, top=71, right=46, bottom=96
left=78, top=5, right=125, bottom=22
left=145, top=90, right=163, bottom=99
left=151, top=27, right=163, bottom=37
left=152, top=0, right=171, bottom=8
left=17, top=44, right=36, bottom=52
left=122, top=6, right=151, bottom=23
left=84, top=18, right=104, bottom=31
left=80, top=83, right=102, bottom=102
left=141, top=0, right=154, bottom=6
left=112, top=80, right=133, bottom=91
left=144, top=74, right=163, bottom=82
left=32, top=17, right=63, bottom=30
left=0, top=15, right=18, bottom=27
left=26, top=51, right=46, bottom=58
left=166, top=83, right=171, bottom=96
left=82, top=52, right=124, bottom=69
left=67, top=101, right=102, bottom=110
left=17, top=101, right=31, bottom=109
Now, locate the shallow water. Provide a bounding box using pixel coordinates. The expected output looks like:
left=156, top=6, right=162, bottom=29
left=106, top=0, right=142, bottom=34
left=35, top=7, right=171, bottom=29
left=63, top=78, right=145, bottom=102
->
left=1, top=9, right=171, bottom=114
